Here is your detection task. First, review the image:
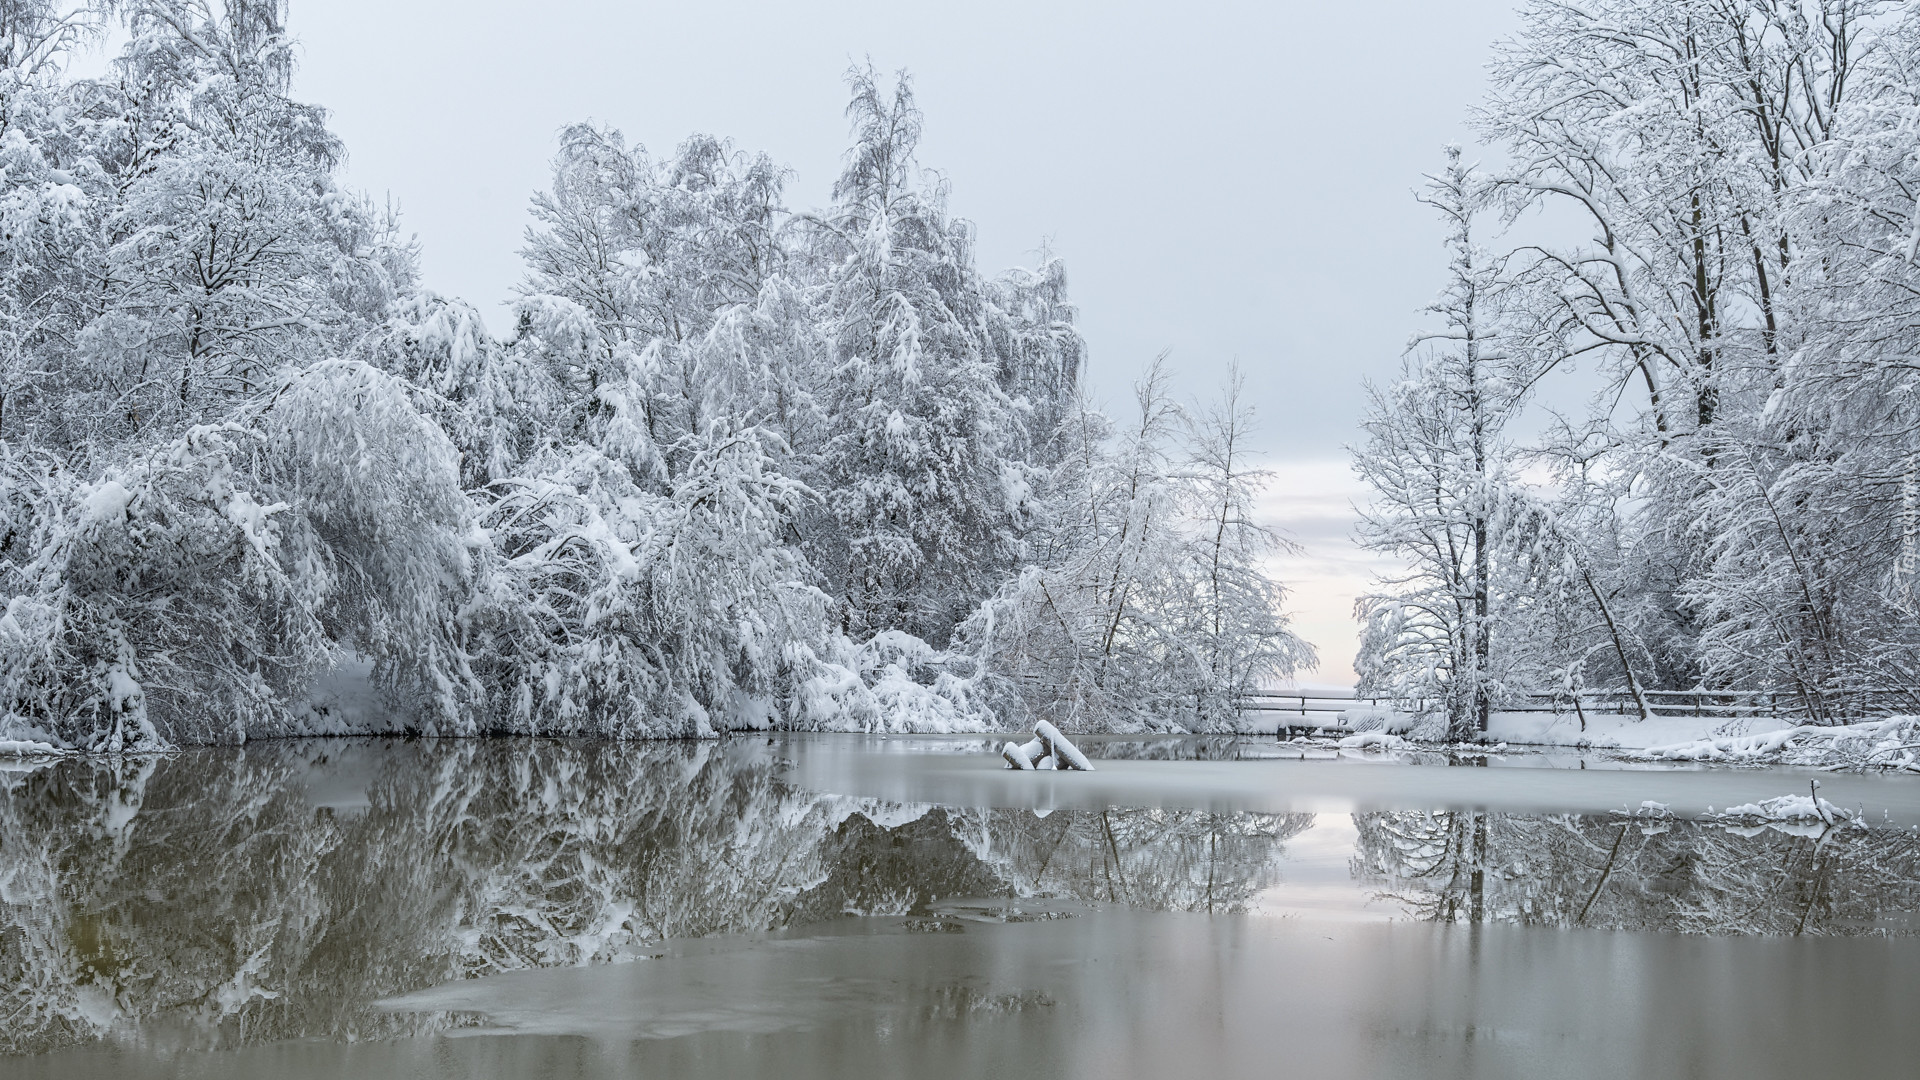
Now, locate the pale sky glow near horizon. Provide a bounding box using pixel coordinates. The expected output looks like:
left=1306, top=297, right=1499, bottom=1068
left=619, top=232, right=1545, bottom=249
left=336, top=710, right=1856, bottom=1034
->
left=266, top=0, right=1524, bottom=686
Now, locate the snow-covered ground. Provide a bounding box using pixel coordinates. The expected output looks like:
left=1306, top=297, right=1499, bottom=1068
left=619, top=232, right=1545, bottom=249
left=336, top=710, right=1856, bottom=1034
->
left=0, top=739, right=69, bottom=757
left=1288, top=708, right=1920, bottom=771
left=1485, top=711, right=1794, bottom=751
left=1234, top=706, right=1920, bottom=772
left=288, top=653, right=408, bottom=736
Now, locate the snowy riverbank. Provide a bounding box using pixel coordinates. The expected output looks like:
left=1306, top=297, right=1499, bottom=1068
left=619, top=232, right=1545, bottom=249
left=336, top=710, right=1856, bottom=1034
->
left=1240, top=706, right=1920, bottom=772
left=1237, top=707, right=1785, bottom=750
left=1481, top=712, right=1920, bottom=770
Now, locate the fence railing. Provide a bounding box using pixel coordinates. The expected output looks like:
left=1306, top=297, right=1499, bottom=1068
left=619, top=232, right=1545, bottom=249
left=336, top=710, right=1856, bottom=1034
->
left=1242, top=691, right=1372, bottom=717
left=1244, top=687, right=1920, bottom=722
left=1011, top=678, right=1917, bottom=724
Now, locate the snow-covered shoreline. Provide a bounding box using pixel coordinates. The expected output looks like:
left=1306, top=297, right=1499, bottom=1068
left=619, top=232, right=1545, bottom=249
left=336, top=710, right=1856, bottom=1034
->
left=1480, top=712, right=1920, bottom=771
left=8, top=683, right=1919, bottom=776
left=1237, top=706, right=1920, bottom=772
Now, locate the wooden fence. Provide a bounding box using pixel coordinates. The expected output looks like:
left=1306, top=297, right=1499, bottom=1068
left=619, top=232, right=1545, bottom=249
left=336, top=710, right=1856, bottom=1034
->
left=1243, top=687, right=1920, bottom=723
left=1006, top=676, right=1914, bottom=728
left=1242, top=691, right=1376, bottom=717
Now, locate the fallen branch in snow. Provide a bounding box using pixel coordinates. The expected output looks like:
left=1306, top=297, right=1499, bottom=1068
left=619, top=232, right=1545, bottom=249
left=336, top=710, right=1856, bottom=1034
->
left=1001, top=722, right=1093, bottom=770
left=1642, top=727, right=1808, bottom=761
left=1638, top=717, right=1920, bottom=770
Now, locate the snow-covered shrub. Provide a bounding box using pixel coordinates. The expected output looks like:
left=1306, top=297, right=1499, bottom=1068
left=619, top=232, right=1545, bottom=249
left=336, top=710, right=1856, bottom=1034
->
left=0, top=358, right=481, bottom=748
left=469, top=423, right=824, bottom=737
left=0, top=424, right=326, bottom=749
left=787, top=630, right=993, bottom=734
left=254, top=360, right=483, bottom=733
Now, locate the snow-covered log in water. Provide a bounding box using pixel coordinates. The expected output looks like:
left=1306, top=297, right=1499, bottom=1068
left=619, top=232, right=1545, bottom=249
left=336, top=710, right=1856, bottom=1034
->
left=1034, top=721, right=1094, bottom=771
left=1001, top=724, right=1092, bottom=771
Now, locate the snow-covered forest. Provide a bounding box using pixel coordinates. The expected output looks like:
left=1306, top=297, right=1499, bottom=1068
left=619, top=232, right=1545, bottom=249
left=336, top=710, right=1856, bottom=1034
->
left=1356, top=0, right=1920, bottom=737
left=0, top=0, right=1311, bottom=749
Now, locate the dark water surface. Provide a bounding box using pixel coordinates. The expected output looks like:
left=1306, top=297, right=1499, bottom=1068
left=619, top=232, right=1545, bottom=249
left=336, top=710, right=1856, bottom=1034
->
left=4, top=735, right=1918, bottom=1078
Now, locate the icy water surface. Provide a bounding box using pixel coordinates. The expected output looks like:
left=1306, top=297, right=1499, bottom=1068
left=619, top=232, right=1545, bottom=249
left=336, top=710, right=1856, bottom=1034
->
left=5, top=735, right=1919, bottom=1079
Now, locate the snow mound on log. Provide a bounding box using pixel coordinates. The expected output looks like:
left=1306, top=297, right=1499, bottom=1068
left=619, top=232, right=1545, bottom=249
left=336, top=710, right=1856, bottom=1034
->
left=1711, top=793, right=1857, bottom=837
left=1718, top=794, right=1841, bottom=822
left=1337, top=731, right=1407, bottom=752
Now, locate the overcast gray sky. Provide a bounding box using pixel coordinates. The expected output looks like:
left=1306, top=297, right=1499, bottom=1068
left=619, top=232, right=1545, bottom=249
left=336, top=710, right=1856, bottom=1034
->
left=282, top=0, right=1525, bottom=683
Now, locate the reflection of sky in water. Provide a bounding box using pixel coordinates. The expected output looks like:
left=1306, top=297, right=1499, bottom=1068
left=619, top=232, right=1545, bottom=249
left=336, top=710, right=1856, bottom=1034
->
left=362, top=905, right=1920, bottom=1080
left=1252, top=814, right=1397, bottom=923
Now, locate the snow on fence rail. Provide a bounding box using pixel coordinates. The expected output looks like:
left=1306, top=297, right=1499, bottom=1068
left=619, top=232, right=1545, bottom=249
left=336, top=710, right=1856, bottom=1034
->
left=1242, top=687, right=1920, bottom=723
left=1240, top=691, right=1371, bottom=716
left=1008, top=678, right=1918, bottom=725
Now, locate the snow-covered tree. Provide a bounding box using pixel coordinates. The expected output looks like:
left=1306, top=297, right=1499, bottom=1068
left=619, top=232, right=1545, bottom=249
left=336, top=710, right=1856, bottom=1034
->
left=1355, top=150, right=1527, bottom=740
left=799, top=66, right=1031, bottom=645
left=965, top=359, right=1311, bottom=732
left=1679, top=8, right=1920, bottom=716
left=0, top=6, right=1311, bottom=746
left=0, top=0, right=412, bottom=462
left=1350, top=0, right=1920, bottom=728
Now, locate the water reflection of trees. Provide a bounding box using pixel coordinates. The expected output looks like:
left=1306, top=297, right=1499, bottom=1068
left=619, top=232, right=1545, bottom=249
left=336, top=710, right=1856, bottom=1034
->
left=0, top=740, right=1308, bottom=1056
left=18, top=741, right=1914, bottom=1058
left=1353, top=810, right=1920, bottom=935
left=0, top=742, right=834, bottom=1055
left=968, top=807, right=1311, bottom=913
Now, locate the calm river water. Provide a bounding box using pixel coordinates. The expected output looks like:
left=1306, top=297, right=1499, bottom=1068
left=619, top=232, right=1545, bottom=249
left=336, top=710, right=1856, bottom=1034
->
left=4, top=735, right=1918, bottom=1078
